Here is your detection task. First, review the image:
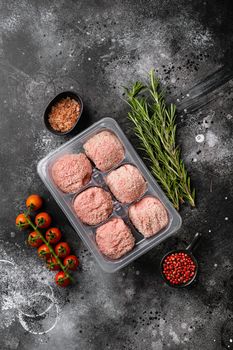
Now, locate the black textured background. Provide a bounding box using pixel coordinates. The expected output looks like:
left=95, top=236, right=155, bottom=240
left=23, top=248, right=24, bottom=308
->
left=0, top=1, right=233, bottom=349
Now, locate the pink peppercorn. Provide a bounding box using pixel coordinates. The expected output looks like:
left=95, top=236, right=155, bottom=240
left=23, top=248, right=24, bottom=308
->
left=162, top=252, right=196, bottom=285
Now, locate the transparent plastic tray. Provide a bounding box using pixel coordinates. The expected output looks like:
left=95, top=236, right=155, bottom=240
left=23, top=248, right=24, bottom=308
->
left=37, top=118, right=182, bottom=272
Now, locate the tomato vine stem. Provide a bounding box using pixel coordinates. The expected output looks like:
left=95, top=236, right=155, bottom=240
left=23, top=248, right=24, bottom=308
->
left=24, top=212, right=74, bottom=283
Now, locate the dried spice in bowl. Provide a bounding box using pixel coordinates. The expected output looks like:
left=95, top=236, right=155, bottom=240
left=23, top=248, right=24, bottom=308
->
left=162, top=252, right=196, bottom=286
left=48, top=97, right=81, bottom=133
left=160, top=233, right=201, bottom=288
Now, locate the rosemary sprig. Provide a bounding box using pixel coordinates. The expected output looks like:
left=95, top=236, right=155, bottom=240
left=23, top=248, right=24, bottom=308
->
left=125, top=70, right=195, bottom=210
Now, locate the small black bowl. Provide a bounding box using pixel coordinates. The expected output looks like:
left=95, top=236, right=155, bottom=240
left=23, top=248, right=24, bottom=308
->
left=160, top=249, right=198, bottom=288
left=44, top=91, right=83, bottom=136
left=160, top=232, right=202, bottom=288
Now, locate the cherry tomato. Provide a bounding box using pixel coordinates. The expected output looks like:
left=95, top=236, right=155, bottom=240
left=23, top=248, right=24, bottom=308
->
left=35, top=212, right=52, bottom=229
left=38, top=244, right=51, bottom=259
left=45, top=227, right=62, bottom=244
left=46, top=256, right=60, bottom=271
left=26, top=194, right=43, bottom=211
left=55, top=271, right=71, bottom=287
left=55, top=242, right=71, bottom=258
left=63, top=255, right=79, bottom=271
left=28, top=231, right=43, bottom=248
left=16, top=214, right=30, bottom=230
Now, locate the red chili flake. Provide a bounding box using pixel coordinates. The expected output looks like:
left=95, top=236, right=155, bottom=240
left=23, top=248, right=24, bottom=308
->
left=162, top=252, right=196, bottom=286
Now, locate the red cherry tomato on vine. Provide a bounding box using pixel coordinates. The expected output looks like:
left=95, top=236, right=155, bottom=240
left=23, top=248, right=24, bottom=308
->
left=35, top=212, right=52, bottom=229
left=28, top=231, right=43, bottom=248
left=46, top=256, right=60, bottom=271
left=63, top=255, right=79, bottom=271
left=26, top=194, right=43, bottom=211
left=55, top=242, right=71, bottom=258
left=16, top=214, right=30, bottom=230
left=38, top=244, right=51, bottom=259
left=55, top=271, right=71, bottom=287
left=45, top=227, right=62, bottom=244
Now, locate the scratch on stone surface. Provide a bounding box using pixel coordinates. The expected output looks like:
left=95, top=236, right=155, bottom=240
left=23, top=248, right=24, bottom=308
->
left=0, top=58, right=31, bottom=79
left=210, top=179, right=213, bottom=192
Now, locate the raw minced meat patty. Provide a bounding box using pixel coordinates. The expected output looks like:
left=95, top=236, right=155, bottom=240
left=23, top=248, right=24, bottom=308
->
left=83, top=130, right=125, bottom=171
left=73, top=187, right=113, bottom=225
left=105, top=164, right=147, bottom=203
left=129, top=196, right=168, bottom=237
left=51, top=153, right=92, bottom=193
left=96, top=217, right=135, bottom=259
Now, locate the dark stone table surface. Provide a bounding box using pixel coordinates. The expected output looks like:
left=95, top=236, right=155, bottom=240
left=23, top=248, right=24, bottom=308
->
left=1, top=1, right=233, bottom=349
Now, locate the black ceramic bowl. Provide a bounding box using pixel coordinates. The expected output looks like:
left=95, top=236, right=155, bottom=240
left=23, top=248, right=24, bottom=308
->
left=160, top=232, right=201, bottom=289
left=44, top=91, right=83, bottom=136
left=160, top=249, right=198, bottom=288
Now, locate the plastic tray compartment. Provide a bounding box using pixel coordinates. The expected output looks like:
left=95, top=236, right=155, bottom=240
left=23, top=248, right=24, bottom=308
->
left=37, top=117, right=182, bottom=272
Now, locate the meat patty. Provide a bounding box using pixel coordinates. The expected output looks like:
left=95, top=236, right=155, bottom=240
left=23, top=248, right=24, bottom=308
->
left=96, top=217, right=135, bottom=259
left=105, top=164, right=147, bottom=203
left=73, top=187, right=113, bottom=225
left=128, top=196, right=168, bottom=237
left=83, top=130, right=125, bottom=171
left=51, top=153, right=92, bottom=193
